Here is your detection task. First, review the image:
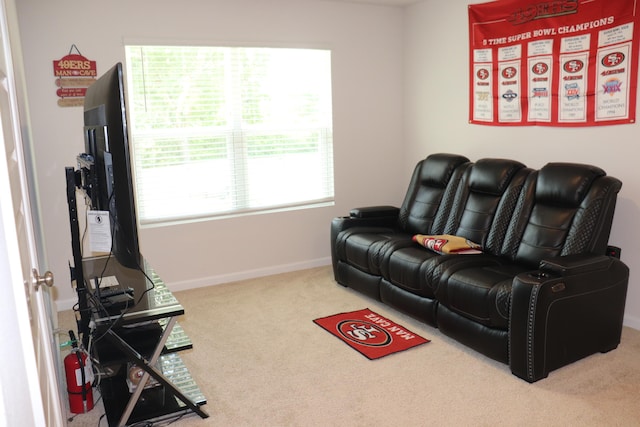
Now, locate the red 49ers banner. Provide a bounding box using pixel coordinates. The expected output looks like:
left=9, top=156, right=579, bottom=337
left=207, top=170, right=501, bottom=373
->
left=469, top=0, right=640, bottom=126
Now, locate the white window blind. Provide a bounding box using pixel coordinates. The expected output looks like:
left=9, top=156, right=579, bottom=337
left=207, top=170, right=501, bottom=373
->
left=124, top=45, right=334, bottom=224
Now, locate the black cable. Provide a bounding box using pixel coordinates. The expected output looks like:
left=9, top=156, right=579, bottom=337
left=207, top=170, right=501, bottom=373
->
left=126, top=409, right=191, bottom=427
left=164, top=409, right=191, bottom=425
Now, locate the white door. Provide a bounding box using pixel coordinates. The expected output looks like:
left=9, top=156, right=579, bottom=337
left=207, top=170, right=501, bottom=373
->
left=0, top=0, right=65, bottom=425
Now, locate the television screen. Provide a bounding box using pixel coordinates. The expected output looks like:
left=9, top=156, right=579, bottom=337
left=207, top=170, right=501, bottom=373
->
left=83, top=62, right=141, bottom=268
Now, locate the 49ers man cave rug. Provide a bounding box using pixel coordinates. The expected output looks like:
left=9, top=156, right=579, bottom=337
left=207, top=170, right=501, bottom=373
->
left=313, top=308, right=430, bottom=359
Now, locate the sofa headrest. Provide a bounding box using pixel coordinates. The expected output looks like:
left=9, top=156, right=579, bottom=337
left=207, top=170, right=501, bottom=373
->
left=420, top=153, right=470, bottom=187
left=468, top=158, right=526, bottom=195
left=536, top=162, right=606, bottom=207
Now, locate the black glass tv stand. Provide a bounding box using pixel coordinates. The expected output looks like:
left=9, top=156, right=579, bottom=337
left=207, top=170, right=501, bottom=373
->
left=83, top=255, right=209, bottom=426
left=65, top=166, right=208, bottom=426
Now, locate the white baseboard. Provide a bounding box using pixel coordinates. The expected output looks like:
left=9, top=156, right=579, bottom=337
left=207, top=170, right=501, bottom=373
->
left=623, top=314, right=640, bottom=331
left=168, top=257, right=332, bottom=292
left=56, top=257, right=332, bottom=312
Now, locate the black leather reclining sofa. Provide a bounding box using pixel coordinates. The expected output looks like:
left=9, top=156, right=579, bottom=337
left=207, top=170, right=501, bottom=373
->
left=330, top=153, right=629, bottom=382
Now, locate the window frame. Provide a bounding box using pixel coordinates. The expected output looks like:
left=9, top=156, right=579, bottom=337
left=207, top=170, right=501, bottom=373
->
left=123, top=42, right=335, bottom=226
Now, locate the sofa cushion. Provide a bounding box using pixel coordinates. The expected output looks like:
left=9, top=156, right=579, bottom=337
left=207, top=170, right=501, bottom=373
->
left=447, top=159, right=528, bottom=245
left=438, top=263, right=530, bottom=329
left=535, top=163, right=604, bottom=207
left=398, top=154, right=470, bottom=234
left=467, top=157, right=527, bottom=195
left=334, top=227, right=399, bottom=275
left=512, top=162, right=615, bottom=266
left=384, top=246, right=440, bottom=297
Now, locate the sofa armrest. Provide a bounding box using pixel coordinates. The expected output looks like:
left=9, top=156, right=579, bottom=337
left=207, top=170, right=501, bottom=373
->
left=349, top=205, right=400, bottom=219
left=331, top=206, right=400, bottom=237
left=538, top=253, right=611, bottom=276
left=330, top=207, right=400, bottom=281
left=509, top=255, right=629, bottom=383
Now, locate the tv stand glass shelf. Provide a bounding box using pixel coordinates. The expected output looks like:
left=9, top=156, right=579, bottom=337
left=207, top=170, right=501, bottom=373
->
left=82, top=255, right=209, bottom=426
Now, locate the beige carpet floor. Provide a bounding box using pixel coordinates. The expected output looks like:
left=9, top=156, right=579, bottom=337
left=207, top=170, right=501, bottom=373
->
left=59, top=266, right=640, bottom=426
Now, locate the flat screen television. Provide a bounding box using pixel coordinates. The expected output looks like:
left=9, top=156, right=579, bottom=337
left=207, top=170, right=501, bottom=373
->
left=82, top=62, right=141, bottom=269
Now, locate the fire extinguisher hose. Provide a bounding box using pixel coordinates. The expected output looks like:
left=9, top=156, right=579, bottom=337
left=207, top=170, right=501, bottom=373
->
left=75, top=351, right=88, bottom=405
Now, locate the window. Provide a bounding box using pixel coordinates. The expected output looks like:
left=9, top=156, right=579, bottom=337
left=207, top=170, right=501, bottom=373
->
left=124, top=45, right=334, bottom=224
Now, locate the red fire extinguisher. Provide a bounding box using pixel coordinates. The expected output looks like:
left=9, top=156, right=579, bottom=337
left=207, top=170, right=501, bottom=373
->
left=64, top=331, right=94, bottom=414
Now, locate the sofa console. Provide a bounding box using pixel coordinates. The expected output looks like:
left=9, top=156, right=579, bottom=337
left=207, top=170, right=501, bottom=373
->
left=330, top=153, right=629, bottom=382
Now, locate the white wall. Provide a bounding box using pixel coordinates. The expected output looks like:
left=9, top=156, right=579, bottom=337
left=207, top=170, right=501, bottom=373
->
left=19, top=0, right=636, bottom=328
left=405, top=1, right=640, bottom=328
left=15, top=0, right=406, bottom=309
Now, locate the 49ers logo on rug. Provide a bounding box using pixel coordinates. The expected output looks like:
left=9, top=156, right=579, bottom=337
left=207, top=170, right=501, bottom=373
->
left=337, top=320, right=392, bottom=347
left=314, top=308, right=429, bottom=359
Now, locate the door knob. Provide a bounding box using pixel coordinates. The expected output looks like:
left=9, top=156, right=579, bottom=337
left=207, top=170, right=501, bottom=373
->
left=33, top=268, right=54, bottom=291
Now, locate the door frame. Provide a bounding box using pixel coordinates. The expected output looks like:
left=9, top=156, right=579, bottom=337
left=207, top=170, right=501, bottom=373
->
left=0, top=0, right=65, bottom=424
